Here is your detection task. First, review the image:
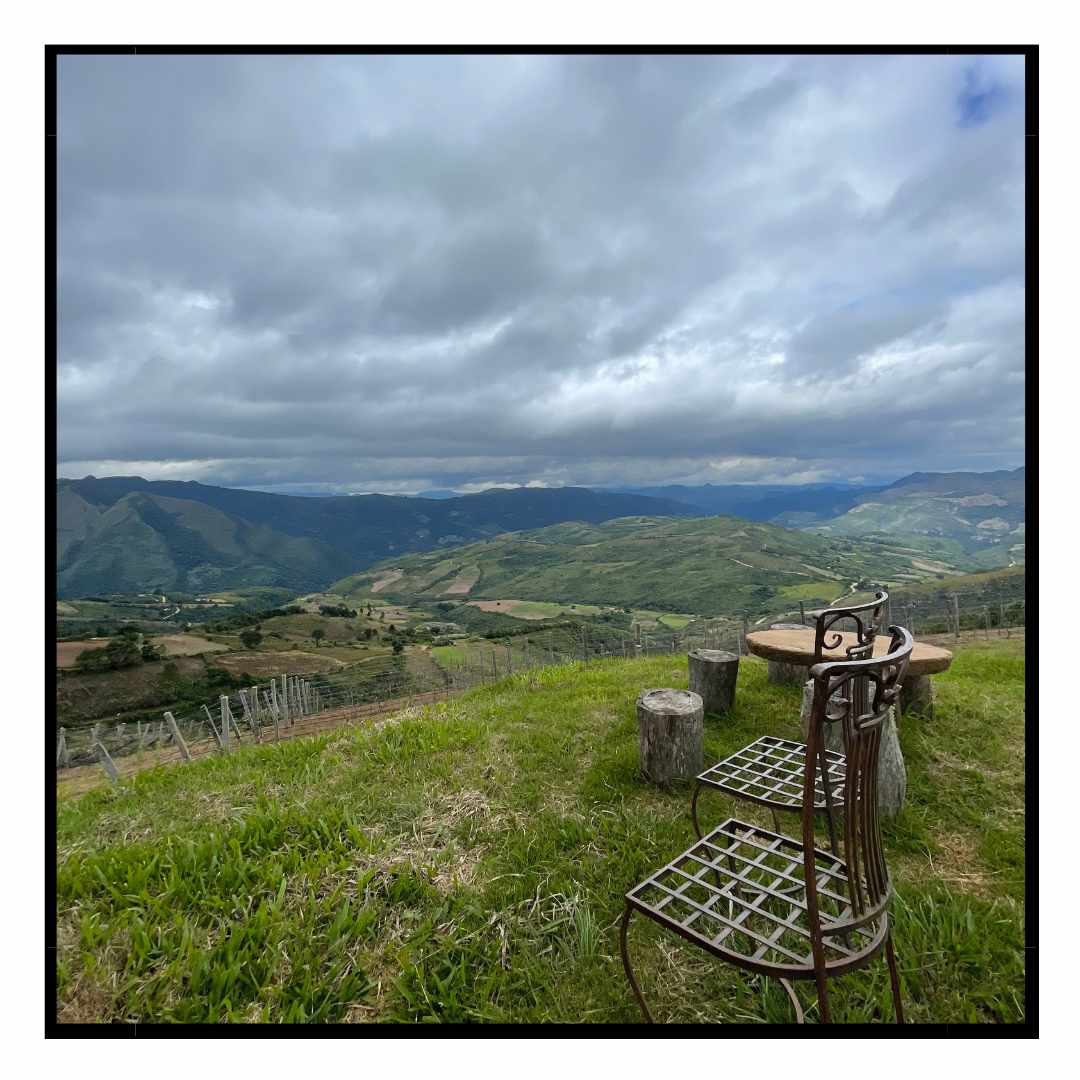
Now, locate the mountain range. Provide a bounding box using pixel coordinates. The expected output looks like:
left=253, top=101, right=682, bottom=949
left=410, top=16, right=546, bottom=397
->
left=55, top=468, right=1025, bottom=599
left=55, top=478, right=693, bottom=597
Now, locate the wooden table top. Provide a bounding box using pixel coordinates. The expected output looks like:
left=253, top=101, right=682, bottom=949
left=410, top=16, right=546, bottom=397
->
left=745, top=627, right=953, bottom=676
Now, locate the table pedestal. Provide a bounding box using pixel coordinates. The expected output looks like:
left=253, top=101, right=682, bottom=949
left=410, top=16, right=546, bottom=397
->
left=899, top=674, right=935, bottom=718
left=799, top=681, right=907, bottom=820
left=768, top=660, right=807, bottom=686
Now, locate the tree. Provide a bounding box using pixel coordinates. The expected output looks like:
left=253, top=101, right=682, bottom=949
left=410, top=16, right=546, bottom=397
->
left=392, top=638, right=404, bottom=655
left=75, top=637, right=143, bottom=673
left=141, top=642, right=164, bottom=662
left=240, top=629, right=263, bottom=649
left=312, top=628, right=326, bottom=647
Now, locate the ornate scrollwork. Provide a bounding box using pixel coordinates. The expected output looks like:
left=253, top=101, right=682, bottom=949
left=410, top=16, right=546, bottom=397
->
left=809, top=589, right=889, bottom=664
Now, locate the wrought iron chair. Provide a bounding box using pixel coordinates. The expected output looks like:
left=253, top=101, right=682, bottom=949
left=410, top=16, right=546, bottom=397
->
left=621, top=626, right=913, bottom=1023
left=691, top=589, right=890, bottom=853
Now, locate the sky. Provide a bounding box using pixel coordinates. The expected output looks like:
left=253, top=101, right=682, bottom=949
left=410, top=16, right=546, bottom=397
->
left=57, top=52, right=1027, bottom=495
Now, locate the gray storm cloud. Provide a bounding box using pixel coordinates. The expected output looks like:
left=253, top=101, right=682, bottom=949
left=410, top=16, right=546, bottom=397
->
left=57, top=53, right=1026, bottom=493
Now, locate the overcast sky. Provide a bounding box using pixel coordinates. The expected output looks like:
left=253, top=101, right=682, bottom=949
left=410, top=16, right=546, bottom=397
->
left=57, top=53, right=1026, bottom=495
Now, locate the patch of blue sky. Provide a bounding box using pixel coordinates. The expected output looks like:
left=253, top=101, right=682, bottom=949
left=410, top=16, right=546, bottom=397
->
left=956, top=62, right=1013, bottom=128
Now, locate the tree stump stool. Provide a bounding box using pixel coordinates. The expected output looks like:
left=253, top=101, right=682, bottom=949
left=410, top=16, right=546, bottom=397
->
left=799, top=680, right=906, bottom=819
left=636, top=688, right=704, bottom=787
left=687, top=649, right=739, bottom=716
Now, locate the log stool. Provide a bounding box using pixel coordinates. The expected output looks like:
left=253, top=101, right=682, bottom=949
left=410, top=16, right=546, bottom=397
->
left=687, top=649, right=739, bottom=716
left=636, top=688, right=704, bottom=787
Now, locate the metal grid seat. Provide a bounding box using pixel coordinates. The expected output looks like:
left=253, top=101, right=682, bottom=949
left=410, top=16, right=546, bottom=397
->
left=624, top=818, right=887, bottom=980
left=696, top=735, right=845, bottom=813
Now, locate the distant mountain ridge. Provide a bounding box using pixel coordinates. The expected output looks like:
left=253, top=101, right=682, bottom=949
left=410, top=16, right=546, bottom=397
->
left=615, top=482, right=885, bottom=525
left=812, top=467, right=1025, bottom=566
left=55, top=477, right=694, bottom=597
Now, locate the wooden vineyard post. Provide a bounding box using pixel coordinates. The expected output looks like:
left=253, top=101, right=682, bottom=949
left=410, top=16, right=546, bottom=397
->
left=280, top=676, right=291, bottom=726
left=203, top=704, right=224, bottom=750
left=263, top=689, right=281, bottom=741
left=635, top=689, right=704, bottom=787
left=165, top=711, right=192, bottom=762
left=250, top=686, right=262, bottom=738
left=94, top=738, right=120, bottom=783
left=238, top=689, right=254, bottom=735
left=56, top=727, right=68, bottom=769
left=952, top=594, right=961, bottom=641
left=220, top=696, right=231, bottom=753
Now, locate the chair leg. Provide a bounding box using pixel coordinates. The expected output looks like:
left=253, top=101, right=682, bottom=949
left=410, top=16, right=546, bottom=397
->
left=778, top=978, right=805, bottom=1024
left=814, top=970, right=832, bottom=1023
left=619, top=904, right=653, bottom=1023
left=885, top=930, right=905, bottom=1024
left=691, top=780, right=706, bottom=840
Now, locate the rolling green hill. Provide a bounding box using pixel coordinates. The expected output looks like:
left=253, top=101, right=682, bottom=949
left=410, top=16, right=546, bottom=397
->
left=810, top=468, right=1025, bottom=567
left=56, top=478, right=693, bottom=598
left=331, top=515, right=982, bottom=617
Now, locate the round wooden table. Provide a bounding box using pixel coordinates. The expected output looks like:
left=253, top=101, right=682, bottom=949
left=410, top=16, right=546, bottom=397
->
left=745, top=627, right=952, bottom=716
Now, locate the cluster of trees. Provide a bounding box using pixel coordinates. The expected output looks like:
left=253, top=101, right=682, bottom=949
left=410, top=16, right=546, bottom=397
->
left=74, top=627, right=164, bottom=673
left=318, top=604, right=357, bottom=618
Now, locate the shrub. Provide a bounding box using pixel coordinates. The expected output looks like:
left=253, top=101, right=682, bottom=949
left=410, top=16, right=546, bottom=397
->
left=75, top=638, right=143, bottom=673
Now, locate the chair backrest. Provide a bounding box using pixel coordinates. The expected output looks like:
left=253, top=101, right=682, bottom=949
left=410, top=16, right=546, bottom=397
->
left=805, top=588, right=889, bottom=665
left=801, top=625, right=913, bottom=942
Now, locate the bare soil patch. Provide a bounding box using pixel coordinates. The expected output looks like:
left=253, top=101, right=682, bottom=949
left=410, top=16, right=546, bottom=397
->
left=57, top=639, right=110, bottom=668
left=443, top=567, right=480, bottom=595
left=370, top=570, right=404, bottom=593
left=152, top=633, right=230, bottom=657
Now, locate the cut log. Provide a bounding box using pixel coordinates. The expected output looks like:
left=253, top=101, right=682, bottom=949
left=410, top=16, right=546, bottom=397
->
left=687, top=649, right=739, bottom=716
left=636, top=688, right=704, bottom=787
left=800, top=680, right=906, bottom=819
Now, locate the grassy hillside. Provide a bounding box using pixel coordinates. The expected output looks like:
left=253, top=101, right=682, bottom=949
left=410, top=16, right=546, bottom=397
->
left=812, top=468, right=1025, bottom=566
left=57, top=478, right=693, bottom=598
left=332, top=515, right=980, bottom=618
left=57, top=641, right=1024, bottom=1024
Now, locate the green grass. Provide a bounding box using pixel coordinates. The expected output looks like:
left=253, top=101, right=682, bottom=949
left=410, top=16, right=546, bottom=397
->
left=56, top=640, right=1025, bottom=1024
left=777, top=581, right=845, bottom=602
